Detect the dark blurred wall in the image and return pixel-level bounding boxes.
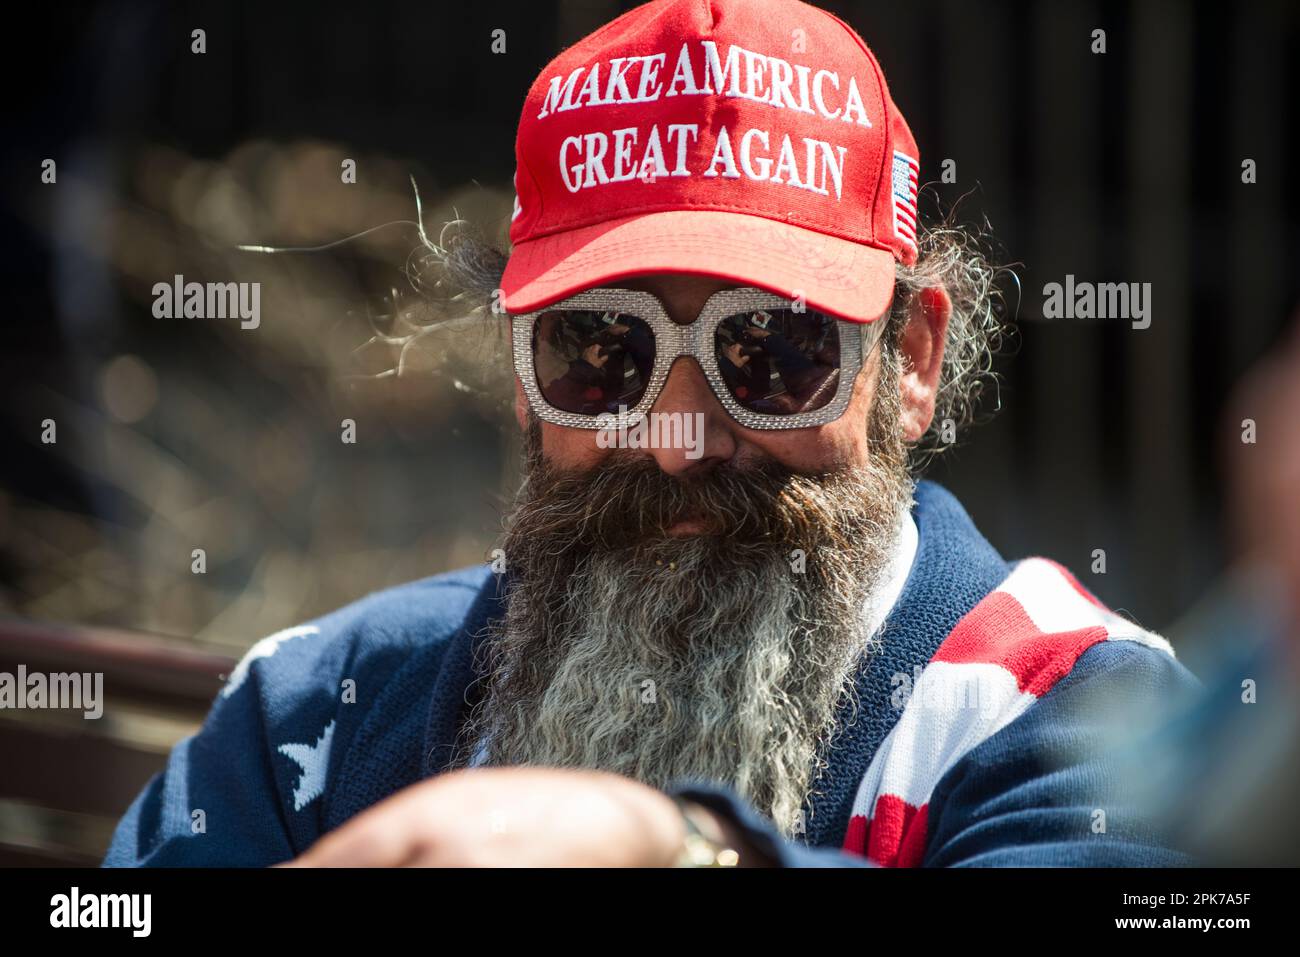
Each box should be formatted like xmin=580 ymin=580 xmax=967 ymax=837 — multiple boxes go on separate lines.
xmin=2 ymin=0 xmax=1298 ymax=646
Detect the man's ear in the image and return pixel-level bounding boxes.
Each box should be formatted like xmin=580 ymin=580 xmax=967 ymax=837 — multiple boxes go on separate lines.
xmin=897 ymin=286 xmax=952 ymax=443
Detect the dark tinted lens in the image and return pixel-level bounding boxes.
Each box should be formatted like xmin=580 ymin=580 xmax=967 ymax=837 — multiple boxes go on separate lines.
xmin=715 ymin=309 xmax=841 ymax=415
xmin=532 ymin=309 xmax=656 ymax=415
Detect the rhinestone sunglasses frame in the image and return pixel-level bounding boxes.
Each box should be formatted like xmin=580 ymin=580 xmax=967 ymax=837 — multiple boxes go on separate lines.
xmin=510 ymin=287 xmax=888 ymax=431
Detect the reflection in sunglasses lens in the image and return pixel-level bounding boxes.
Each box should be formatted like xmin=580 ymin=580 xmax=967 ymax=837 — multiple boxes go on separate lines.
xmin=532 ymin=310 xmax=655 ymax=415
xmin=715 ymin=310 xmax=842 ymax=415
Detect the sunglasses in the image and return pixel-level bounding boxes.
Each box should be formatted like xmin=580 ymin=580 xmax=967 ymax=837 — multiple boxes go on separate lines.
xmin=511 ymin=287 xmax=888 ymax=431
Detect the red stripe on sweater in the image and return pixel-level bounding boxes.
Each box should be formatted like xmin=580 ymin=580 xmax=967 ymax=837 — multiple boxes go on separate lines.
xmin=930 ymin=591 xmax=1110 ymax=697
xmin=853 ymin=795 xmax=929 ymax=867
xmin=844 ymin=812 xmax=868 ymax=855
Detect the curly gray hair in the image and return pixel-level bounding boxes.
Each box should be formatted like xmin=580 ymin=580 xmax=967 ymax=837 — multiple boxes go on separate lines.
xmin=881 ymin=211 xmax=1016 ymax=465
xmin=407 ymin=206 xmax=1014 ymax=470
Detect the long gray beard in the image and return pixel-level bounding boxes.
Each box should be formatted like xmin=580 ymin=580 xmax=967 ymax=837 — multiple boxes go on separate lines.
xmin=457 ymin=384 xmax=912 ymax=835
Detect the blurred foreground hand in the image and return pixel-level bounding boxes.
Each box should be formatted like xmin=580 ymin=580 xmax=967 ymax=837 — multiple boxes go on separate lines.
xmin=281 ymin=767 xmax=691 ymax=867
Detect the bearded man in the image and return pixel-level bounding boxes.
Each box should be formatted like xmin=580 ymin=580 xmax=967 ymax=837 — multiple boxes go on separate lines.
xmin=105 ymin=0 xmax=1199 ymax=868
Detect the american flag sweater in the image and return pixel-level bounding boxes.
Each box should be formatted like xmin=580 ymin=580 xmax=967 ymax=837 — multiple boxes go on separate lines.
xmin=104 ymin=481 xmax=1199 ymax=867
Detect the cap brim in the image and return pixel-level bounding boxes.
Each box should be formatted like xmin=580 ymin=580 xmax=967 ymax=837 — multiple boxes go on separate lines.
xmin=501 ymin=210 xmax=895 ymax=323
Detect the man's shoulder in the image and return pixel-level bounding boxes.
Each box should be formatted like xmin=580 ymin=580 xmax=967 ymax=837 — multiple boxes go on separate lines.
xmin=932 ymin=556 xmax=1186 ymax=693
xmin=847 ymin=554 xmax=1200 ymax=865
xmin=921 ymin=555 xmax=1198 ymax=762
xmin=916 ymin=559 xmax=1201 ymax=864
xmin=103 ymin=565 xmax=503 ymax=865
xmin=324 ymin=562 xmax=498 ymax=638
xmin=315 ymin=563 xmax=498 ymax=657
xmin=220 ymin=563 xmax=498 ymax=702
xmin=932 ymin=554 xmax=1201 ymax=765
xmin=211 ymin=564 xmax=501 ymax=835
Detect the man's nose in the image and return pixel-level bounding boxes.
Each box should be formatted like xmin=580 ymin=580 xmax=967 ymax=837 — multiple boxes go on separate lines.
xmin=640 ymin=356 xmax=737 ymax=476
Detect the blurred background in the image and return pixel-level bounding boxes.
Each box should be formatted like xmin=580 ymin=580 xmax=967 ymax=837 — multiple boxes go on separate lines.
xmin=1 ymin=0 xmax=1297 ymax=864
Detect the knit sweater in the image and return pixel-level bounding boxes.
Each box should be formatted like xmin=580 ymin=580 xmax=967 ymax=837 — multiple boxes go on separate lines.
xmin=103 ymin=481 xmax=1199 ymax=867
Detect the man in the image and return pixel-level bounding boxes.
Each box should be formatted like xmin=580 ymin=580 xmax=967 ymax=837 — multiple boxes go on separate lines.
xmin=105 ymin=0 xmax=1199 ymax=867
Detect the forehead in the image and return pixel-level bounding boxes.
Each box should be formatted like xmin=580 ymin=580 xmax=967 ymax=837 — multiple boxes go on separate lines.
xmin=596 ymin=274 xmax=747 ymax=322
xmin=603 ymin=273 xmax=739 ymax=297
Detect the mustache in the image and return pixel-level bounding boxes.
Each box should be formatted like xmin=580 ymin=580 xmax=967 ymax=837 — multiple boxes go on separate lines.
xmin=506 ymin=451 xmax=883 ymax=553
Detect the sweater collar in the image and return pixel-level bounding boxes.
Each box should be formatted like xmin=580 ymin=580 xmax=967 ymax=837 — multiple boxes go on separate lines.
xmin=860 ymin=503 xmax=919 ymax=644
xmin=799 ymin=480 xmax=1010 ymax=845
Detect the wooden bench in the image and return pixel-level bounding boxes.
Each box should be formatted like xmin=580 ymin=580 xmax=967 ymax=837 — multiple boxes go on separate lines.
xmin=0 ymin=619 xmax=235 ymax=866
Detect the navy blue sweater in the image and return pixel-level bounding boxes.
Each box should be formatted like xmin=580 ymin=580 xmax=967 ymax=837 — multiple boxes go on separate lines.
xmin=103 ymin=481 xmax=1199 ymax=866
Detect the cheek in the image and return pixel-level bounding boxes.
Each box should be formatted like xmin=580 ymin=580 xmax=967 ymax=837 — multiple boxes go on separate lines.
xmin=539 ymin=421 xmax=609 ymax=470
xmin=732 ymin=360 xmax=880 ymax=473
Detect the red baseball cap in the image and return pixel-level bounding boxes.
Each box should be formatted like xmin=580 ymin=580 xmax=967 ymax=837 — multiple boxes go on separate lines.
xmin=501 ymin=0 xmax=920 ymax=323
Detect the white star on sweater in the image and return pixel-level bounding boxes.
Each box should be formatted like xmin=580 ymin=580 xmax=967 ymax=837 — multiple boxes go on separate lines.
xmin=278 ymin=720 xmax=336 ymax=812
xmin=221 ymin=624 xmax=320 ymax=698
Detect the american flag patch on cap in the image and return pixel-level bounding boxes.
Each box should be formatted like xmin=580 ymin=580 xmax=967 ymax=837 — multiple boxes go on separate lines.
xmin=891 ymin=150 xmax=920 ymax=251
